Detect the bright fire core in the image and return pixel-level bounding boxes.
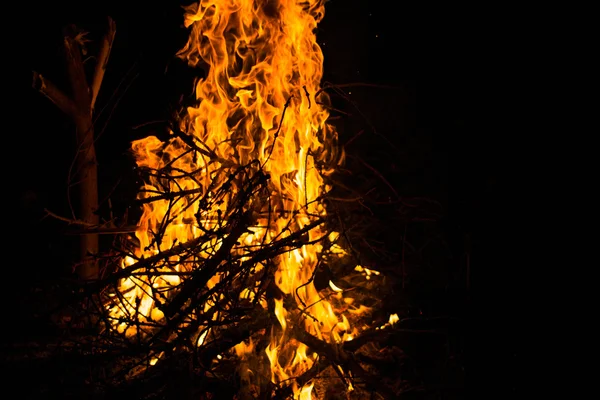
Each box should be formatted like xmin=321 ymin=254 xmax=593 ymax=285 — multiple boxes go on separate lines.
xmin=106 ymin=0 xmax=382 ymax=397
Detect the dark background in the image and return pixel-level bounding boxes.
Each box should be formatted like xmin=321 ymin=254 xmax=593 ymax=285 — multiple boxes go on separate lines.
xmin=7 ymin=0 xmax=517 ymax=397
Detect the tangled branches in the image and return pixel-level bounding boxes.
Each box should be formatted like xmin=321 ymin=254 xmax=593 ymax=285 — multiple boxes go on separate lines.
xmin=42 ymin=127 xmax=403 ymax=399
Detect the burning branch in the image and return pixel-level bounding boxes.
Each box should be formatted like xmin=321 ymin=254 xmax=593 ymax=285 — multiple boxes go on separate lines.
xmin=292 ymin=328 xmax=398 ymax=400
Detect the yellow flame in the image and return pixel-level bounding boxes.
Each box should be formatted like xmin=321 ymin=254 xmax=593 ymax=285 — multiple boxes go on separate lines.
xmin=298 ymin=381 xmax=314 ymax=400
xmin=328 ymin=280 xmax=343 ymax=292
xmin=106 ymin=0 xmax=383 ymax=396
xmin=274 ymin=297 xmax=287 ymax=332
xmin=234 ymin=338 xmax=254 ymax=358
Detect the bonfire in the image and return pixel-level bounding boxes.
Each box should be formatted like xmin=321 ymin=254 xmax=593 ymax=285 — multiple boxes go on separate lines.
xmin=102 ymin=1 xmax=398 ymax=397
xmin=24 ymin=1 xmax=460 ymax=399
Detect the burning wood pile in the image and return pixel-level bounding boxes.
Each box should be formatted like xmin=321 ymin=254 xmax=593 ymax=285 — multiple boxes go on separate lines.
xmin=19 ymin=0 xmax=461 ymax=399
xmin=91 ymin=1 xmax=403 ymax=397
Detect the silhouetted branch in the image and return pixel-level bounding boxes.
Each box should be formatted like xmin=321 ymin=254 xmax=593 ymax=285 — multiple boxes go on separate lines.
xmin=31 ymin=72 xmax=77 ymax=118
xmin=91 ymin=17 xmax=116 ymax=110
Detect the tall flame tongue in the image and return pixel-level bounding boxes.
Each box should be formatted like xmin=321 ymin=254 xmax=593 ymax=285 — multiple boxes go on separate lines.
xmin=107 ymin=0 xmax=367 ymax=397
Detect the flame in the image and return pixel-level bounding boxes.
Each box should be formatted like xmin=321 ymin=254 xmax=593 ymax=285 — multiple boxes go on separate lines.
xmin=298 ymin=381 xmax=314 ymax=400
xmin=105 ymin=0 xmax=383 ymax=397
xmin=328 ymin=280 xmax=343 ymax=292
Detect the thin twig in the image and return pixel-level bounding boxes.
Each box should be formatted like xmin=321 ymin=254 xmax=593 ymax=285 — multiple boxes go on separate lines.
xmin=43 ymin=208 xmax=96 ymax=226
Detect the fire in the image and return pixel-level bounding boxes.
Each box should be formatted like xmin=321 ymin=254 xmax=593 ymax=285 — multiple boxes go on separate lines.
xmin=105 ymin=0 xmax=382 ymax=397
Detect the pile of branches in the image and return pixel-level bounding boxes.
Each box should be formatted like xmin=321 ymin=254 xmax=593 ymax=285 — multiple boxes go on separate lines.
xmin=17 ymin=122 xmax=448 ymax=400
xmin=11 ymin=65 xmax=463 ymax=397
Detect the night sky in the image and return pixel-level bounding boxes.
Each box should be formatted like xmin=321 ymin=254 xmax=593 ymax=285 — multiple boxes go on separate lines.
xmin=9 ymin=0 xmax=517 ymax=396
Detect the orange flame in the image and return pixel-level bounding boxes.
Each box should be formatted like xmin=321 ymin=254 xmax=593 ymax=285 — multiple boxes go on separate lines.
xmin=106 ymin=1 xmax=380 ymax=397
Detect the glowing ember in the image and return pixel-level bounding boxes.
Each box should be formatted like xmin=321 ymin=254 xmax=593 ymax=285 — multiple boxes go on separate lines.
xmin=105 ymin=0 xmax=385 ymax=397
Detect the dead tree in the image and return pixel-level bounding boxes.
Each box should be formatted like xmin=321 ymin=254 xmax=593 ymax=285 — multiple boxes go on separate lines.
xmin=32 ymin=17 xmax=116 ymax=280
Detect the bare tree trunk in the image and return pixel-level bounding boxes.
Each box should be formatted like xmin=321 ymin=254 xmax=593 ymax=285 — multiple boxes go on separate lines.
xmin=73 ymin=115 xmax=99 ymax=280
xmin=32 ymin=18 xmax=116 ymax=281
